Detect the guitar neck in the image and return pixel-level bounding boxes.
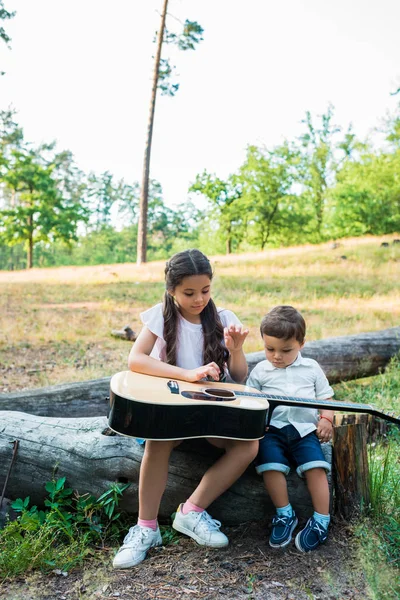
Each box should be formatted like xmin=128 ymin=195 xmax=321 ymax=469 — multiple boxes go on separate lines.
xmin=235 ymin=391 xmax=400 ymax=425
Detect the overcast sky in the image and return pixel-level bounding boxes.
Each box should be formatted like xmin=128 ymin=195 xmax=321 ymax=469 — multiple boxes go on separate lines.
xmin=1 ymin=0 xmax=399 ymax=211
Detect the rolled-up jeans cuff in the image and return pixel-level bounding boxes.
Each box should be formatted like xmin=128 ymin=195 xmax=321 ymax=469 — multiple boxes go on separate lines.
xmin=296 ymin=460 xmax=331 ymax=478
xmin=255 ymin=462 xmax=290 ymax=475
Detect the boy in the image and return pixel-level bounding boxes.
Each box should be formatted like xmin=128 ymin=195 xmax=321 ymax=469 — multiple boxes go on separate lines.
xmin=247 ymin=305 xmax=334 ymax=552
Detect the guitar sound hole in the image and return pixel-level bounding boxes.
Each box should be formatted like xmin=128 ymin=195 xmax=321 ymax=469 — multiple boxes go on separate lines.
xmin=204 ymin=388 xmax=236 ymax=400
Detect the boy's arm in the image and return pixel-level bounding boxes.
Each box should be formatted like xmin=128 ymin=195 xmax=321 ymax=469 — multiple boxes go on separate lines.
xmin=316 ymin=408 xmax=334 ymax=442
xmin=314 ymin=363 xmax=335 ymax=442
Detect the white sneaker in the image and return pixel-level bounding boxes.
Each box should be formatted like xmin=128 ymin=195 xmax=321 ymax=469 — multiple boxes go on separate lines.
xmin=112 ymin=524 xmax=162 ymax=569
xmin=172 ymin=504 xmax=229 ymax=548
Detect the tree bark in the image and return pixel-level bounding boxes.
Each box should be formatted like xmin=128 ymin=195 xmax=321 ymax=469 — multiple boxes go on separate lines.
xmin=1 ymin=327 xmax=398 ymax=419
xmin=0 ymin=411 xmax=331 ymax=523
xmin=137 ymin=0 xmax=169 ymax=265
xmin=333 ymin=422 xmax=370 ymax=518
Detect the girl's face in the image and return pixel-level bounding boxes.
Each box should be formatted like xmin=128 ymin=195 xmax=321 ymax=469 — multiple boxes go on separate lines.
xmin=171 ymin=274 xmax=212 ymax=323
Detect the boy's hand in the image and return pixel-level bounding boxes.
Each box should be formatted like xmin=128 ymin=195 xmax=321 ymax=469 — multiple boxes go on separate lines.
xmin=224 ymin=325 xmax=249 ymax=353
xmin=317 ymin=417 xmax=333 ymax=442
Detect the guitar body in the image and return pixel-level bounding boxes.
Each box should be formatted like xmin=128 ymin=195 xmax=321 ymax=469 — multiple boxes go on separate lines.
xmin=108 ymin=371 xmax=399 ymax=442
xmin=108 ymin=371 xmax=269 ymax=441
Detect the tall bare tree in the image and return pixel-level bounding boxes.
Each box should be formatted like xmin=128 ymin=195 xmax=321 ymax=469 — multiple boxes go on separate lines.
xmin=137 ymin=1 xmax=203 ymax=264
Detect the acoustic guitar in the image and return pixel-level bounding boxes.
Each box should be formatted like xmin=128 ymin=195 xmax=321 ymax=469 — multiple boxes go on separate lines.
xmin=108 ymin=371 xmax=400 ymax=441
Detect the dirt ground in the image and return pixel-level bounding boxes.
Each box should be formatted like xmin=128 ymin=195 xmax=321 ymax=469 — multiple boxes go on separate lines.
xmin=0 ymin=518 xmax=368 ymax=600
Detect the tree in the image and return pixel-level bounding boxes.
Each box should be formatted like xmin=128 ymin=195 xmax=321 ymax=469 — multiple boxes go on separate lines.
xmin=238 ymin=144 xmax=304 ymax=249
xmin=190 ymin=171 xmax=243 ymax=254
xmin=0 ymin=0 xmax=16 ymax=75
xmin=137 ymin=1 xmax=203 ymax=264
xmin=297 ymin=105 xmax=355 ymax=238
xmin=0 ymin=147 xmax=87 ymax=268
xmin=87 ymin=171 xmax=119 ymax=230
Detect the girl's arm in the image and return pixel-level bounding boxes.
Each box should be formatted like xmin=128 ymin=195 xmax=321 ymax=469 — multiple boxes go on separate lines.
xmin=224 ymin=325 xmax=249 ymax=383
xmin=128 ymin=326 xmax=221 ymax=382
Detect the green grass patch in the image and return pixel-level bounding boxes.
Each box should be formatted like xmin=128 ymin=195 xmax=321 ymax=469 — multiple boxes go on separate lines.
xmin=0 ymin=478 xmax=131 ymax=580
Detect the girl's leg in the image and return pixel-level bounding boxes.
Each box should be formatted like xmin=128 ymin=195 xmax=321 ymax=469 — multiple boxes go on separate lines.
xmin=304 ymin=467 xmax=330 ymax=514
xmin=187 ymin=439 xmax=259 ymax=508
xmin=138 ymin=440 xmax=179 ymax=520
xmin=113 ymin=439 xmax=180 ymax=570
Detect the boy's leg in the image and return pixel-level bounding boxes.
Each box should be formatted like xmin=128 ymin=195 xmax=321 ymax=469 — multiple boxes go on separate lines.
xmin=113 ymin=440 xmax=177 ymax=569
xmin=291 ymin=432 xmax=331 ymax=553
xmin=304 ymin=467 xmax=330 ymax=515
xmin=263 ymin=470 xmax=289 ymax=507
xmin=256 ymin=426 xmax=298 ymax=548
xmin=172 ymin=439 xmax=258 ymax=547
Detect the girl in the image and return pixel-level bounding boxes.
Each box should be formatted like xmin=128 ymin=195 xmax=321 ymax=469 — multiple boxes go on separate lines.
xmin=113 ymin=249 xmax=258 ymax=569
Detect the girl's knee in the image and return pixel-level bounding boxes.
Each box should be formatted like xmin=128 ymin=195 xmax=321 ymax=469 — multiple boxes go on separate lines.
xmin=247 ymin=440 xmax=259 ymax=460
xmin=230 ymin=439 xmax=259 ymax=461
xmin=144 ymin=440 xmax=176 ymax=457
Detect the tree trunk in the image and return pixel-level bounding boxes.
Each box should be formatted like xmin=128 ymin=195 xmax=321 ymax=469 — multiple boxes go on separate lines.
xmin=137 ymin=0 xmax=169 ymax=265
xmin=27 ymin=214 xmax=33 ymax=269
xmin=0 ymin=411 xmax=331 ymax=524
xmin=1 ymin=327 xmax=399 ymax=419
xmin=333 ymin=421 xmax=370 ymax=518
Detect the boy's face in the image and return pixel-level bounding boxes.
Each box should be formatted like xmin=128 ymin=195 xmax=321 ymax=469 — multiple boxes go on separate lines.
xmin=262 ymin=334 xmax=304 ymax=368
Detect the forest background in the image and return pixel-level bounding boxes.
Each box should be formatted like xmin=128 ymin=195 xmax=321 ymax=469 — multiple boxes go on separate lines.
xmin=1 ymin=0 xmax=400 ymax=270
xmin=1 ymin=101 xmax=400 ymax=270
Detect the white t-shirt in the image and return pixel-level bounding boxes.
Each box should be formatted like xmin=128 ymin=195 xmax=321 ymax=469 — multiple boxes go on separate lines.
xmin=140 ymin=303 xmax=242 ymax=371
xmin=246 ymin=352 xmax=334 ymax=437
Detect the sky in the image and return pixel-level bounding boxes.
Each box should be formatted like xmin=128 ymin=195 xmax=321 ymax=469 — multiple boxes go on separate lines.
xmin=1 ymin=0 xmax=400 ymax=212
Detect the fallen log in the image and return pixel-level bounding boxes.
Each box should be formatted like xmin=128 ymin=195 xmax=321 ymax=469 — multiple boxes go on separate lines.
xmin=247 ymin=326 xmax=400 ymax=382
xmin=1 ymin=327 xmax=399 ymax=419
xmin=0 ymin=411 xmax=331 ymax=523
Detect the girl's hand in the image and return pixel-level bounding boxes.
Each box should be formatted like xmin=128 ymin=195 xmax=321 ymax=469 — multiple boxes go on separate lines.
xmin=224 ymin=325 xmax=249 ymax=354
xmin=316 ymin=417 xmax=333 ymax=442
xmin=184 ymin=362 xmax=221 ymax=382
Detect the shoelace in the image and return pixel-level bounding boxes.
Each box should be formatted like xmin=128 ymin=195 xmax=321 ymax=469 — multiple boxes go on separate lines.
xmin=310 ymin=521 xmax=326 ymax=538
xmin=272 ymin=515 xmax=291 ymax=525
xmin=195 ymin=510 xmax=222 ymax=532
xmin=122 ymin=525 xmax=151 ymax=548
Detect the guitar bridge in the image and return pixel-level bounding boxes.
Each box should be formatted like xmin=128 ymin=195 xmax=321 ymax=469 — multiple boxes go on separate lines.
xmin=167 ymin=380 xmax=180 ymax=395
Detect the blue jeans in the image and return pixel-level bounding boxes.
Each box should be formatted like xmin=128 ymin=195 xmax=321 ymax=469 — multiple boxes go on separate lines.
xmin=255 ymin=424 xmax=331 ymax=478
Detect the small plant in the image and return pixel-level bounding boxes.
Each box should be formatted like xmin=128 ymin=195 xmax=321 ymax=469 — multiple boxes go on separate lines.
xmin=0 ymin=477 xmax=130 ymax=579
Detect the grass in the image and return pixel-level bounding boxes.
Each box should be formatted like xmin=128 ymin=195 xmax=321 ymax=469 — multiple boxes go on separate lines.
xmin=0 ymin=233 xmax=399 ymax=597
xmin=334 ymin=357 xmax=400 ymax=599
xmin=0 ymin=233 xmax=399 ymax=392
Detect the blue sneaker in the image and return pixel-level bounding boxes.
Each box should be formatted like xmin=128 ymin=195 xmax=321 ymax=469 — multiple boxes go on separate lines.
xmin=269 ymin=512 xmax=298 ymax=548
xmin=295 ymin=517 xmax=328 ymax=552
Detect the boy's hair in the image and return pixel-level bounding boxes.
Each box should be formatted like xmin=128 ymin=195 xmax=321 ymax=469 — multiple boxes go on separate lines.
xmin=163 ymin=249 xmax=228 ymax=376
xmin=260 ymin=305 xmax=306 ymax=343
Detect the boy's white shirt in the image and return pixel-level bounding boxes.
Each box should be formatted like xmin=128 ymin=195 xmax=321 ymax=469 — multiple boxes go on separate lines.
xmin=140 ymin=303 xmax=242 ymax=371
xmin=246 ymin=352 xmax=334 ymax=437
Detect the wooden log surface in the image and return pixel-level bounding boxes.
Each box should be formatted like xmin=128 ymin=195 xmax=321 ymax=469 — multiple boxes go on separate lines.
xmin=1 ymin=327 xmax=399 ymax=419
xmin=0 ymin=411 xmax=332 ymax=523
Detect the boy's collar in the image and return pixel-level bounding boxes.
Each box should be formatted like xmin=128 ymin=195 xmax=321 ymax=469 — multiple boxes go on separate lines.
xmin=265 ymin=351 xmax=306 ymax=370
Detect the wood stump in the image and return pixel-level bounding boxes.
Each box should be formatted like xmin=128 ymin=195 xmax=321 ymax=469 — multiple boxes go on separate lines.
xmin=332 ymin=421 xmax=370 ymax=519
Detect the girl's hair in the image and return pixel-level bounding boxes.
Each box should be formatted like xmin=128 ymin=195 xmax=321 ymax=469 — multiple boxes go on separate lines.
xmin=260 ymin=305 xmax=306 ymax=343
xmin=163 ymin=249 xmax=228 ymax=376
